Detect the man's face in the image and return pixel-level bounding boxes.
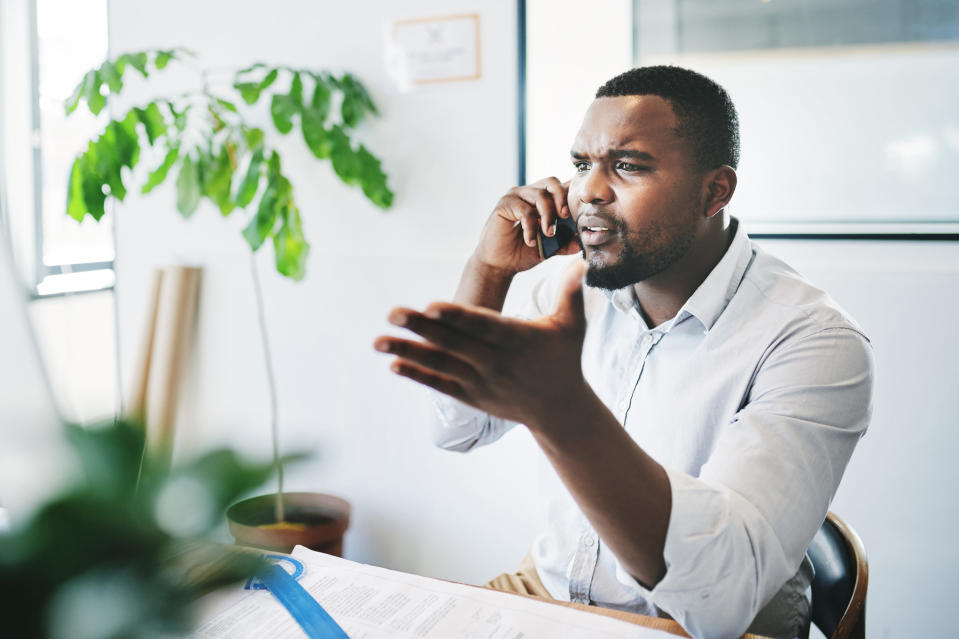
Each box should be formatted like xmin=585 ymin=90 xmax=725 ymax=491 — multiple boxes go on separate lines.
xmin=568 ymin=96 xmax=705 ymax=290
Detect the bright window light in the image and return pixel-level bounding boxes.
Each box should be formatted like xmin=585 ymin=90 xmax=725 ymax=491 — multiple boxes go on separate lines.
xmin=36 ymin=0 xmax=113 ymax=267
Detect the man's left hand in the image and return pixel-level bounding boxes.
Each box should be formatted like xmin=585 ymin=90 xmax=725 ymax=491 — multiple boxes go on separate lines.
xmin=374 ymin=259 xmax=589 ymax=429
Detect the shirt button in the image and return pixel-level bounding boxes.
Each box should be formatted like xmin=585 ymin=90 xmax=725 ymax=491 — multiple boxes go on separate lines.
xmin=584 ymin=536 xmax=596 ymax=547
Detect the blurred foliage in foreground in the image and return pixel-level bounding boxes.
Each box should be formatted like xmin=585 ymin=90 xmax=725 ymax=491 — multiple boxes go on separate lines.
xmin=0 ymin=419 xmax=300 ymax=638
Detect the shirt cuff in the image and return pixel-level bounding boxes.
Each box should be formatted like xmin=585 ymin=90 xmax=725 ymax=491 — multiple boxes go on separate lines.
xmin=611 ymin=467 xmax=778 ymax=639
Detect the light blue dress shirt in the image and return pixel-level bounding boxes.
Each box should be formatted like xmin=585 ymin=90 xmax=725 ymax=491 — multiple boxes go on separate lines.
xmin=431 ymin=219 xmax=874 ymax=639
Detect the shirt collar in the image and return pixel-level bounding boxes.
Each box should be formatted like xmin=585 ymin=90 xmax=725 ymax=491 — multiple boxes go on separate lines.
xmin=603 ymin=217 xmax=753 ymax=333
xmin=677 ymin=217 xmax=753 ymax=332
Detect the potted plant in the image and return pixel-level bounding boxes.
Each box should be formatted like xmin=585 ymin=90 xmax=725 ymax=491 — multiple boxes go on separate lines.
xmin=64 ymin=48 xmax=393 ymax=554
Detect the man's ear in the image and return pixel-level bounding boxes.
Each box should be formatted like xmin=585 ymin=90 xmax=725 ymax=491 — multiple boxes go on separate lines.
xmin=702 ymin=166 xmax=737 ymax=218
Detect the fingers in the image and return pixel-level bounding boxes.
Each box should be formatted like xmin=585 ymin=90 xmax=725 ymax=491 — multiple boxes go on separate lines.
xmin=421 ymin=302 xmax=521 ymax=346
xmin=386 ymin=306 xmax=498 ymax=364
xmin=552 ymin=259 xmax=587 ymax=331
xmin=494 ymin=177 xmax=569 ymax=248
xmin=495 ymin=195 xmax=542 ymax=248
xmin=387 ymin=358 xmax=471 ymax=404
xmin=373 ymin=335 xmax=480 ymax=385
xmin=538 ymin=177 xmax=570 ymax=220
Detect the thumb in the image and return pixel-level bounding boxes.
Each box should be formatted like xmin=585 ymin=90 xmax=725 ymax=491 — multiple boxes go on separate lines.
xmin=553 ymin=258 xmax=587 ymax=331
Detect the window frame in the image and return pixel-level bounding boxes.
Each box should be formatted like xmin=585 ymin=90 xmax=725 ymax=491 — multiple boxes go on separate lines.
xmin=516 ymin=0 xmax=959 ymax=241
xmin=1 ymin=0 xmax=116 ymax=299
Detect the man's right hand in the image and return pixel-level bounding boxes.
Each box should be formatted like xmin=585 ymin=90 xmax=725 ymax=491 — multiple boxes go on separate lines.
xmin=454 ymin=178 xmax=579 ymax=311
xmin=473 ymin=177 xmax=577 ymax=276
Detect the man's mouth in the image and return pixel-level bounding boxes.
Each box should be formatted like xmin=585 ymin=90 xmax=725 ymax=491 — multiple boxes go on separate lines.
xmin=578 ymin=215 xmax=616 ymax=247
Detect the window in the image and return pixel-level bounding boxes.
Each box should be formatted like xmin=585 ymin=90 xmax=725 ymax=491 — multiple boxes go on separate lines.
xmin=1 ymin=0 xmax=114 ymax=295
xmin=520 ymin=0 xmax=959 ymax=236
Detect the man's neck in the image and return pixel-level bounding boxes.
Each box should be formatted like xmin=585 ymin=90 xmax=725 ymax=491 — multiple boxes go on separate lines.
xmin=632 ymin=215 xmax=735 ymax=328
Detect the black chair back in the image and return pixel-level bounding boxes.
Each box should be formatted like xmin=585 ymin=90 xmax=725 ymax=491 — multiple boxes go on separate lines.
xmin=808 ymin=517 xmax=854 ymax=636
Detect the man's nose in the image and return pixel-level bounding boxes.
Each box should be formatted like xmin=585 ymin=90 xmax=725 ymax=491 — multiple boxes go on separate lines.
xmin=578 ymin=167 xmax=613 ymax=204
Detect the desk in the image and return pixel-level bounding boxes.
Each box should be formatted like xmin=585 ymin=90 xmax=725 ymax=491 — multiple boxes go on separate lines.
xmin=178 ymin=543 xmax=771 ymax=639
xmin=486 ymin=588 xmax=770 ymax=639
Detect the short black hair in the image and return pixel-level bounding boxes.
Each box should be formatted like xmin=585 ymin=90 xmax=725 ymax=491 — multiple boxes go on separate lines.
xmin=595 ymin=66 xmax=740 ymax=170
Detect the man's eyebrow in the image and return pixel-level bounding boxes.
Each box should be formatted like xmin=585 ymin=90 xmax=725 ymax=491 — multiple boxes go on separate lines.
xmin=609 ymin=149 xmax=656 ymax=161
xmin=569 ymin=148 xmax=657 ymax=161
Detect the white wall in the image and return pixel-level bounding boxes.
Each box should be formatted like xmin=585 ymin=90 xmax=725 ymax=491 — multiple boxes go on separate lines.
xmin=109 ymin=0 xmax=542 ymax=583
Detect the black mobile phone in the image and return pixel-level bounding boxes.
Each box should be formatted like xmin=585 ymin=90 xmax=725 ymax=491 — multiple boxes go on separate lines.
xmin=536 ymin=215 xmax=579 ymax=259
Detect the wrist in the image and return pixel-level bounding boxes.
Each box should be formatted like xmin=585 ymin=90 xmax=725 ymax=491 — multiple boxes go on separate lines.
xmin=524 ymin=376 xmax=597 ymax=439
xmin=466 ymin=253 xmax=518 ymax=283
xmin=454 ymin=255 xmax=517 ymax=310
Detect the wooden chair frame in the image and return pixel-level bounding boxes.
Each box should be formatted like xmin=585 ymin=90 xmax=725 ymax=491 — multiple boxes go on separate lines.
xmin=820 ymin=511 xmax=869 ymax=639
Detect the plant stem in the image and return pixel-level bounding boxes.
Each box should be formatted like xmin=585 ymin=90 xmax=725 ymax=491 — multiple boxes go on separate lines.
xmin=250 ymin=251 xmax=284 ymax=523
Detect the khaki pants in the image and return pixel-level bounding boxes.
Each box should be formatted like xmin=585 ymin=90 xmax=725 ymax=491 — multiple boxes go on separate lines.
xmin=483 ymin=553 xmax=554 ymax=599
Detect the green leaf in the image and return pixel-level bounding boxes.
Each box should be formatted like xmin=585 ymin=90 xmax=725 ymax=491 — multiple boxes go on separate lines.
xmin=242 ymin=179 xmax=277 ymax=251
xmin=116 ymin=110 xmax=142 ymax=168
xmin=99 ymin=61 xmax=123 ymax=93
xmin=234 ymin=148 xmax=263 ymax=207
xmin=355 ymin=145 xmax=393 ymax=209
xmin=155 ymin=50 xmax=173 ymax=69
xmin=235 ymin=82 xmax=261 ymax=105
xmin=328 ymin=125 xmax=361 ymax=184
xmin=338 ymin=73 xmax=377 ymax=128
xmin=129 ymin=52 xmax=149 ymax=77
xmin=65 ymin=421 xmax=145 ymax=500
xmin=80 ymin=150 xmax=107 ymax=221
xmin=273 ymin=206 xmax=309 ymax=280
xmin=176 ymin=155 xmax=201 ymax=217
xmin=215 ymin=97 xmax=238 ymax=113
xmin=310 ymin=80 xmax=331 ymax=121
xmin=270 ymin=94 xmax=297 ymax=134
xmin=243 ymin=127 xmax=264 ymax=150
xmin=65 ymin=71 xmax=89 ymax=114
xmin=84 ymin=71 xmax=106 ymax=115
xmin=201 ymin=147 xmax=235 ymax=216
xmin=134 ymin=102 xmax=168 ymax=145
xmin=142 ymin=147 xmax=179 ymax=194
xmin=235 ymin=62 xmax=267 ymax=76
xmin=289 ymin=72 xmax=303 ymax=105
xmin=94 ymin=114 xmax=139 ymax=202
xmin=301 ymin=109 xmax=331 ymax=159
xmin=267 ymin=150 xmax=281 ymax=176
xmin=66 ymin=158 xmax=87 ymax=222
xmin=258 ymin=68 xmax=278 ymax=92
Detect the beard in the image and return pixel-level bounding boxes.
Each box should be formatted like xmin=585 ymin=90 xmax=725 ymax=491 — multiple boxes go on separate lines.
xmin=581 ymin=215 xmax=696 ymax=291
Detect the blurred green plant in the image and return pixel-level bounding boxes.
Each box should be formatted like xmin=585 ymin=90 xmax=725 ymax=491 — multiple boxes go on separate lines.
xmin=0 ymin=419 xmax=302 ymax=638
xmin=64 ymin=48 xmax=393 ymax=280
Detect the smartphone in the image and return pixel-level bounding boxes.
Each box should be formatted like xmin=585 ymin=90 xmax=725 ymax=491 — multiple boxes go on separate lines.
xmin=536 ymin=215 xmax=579 ymax=259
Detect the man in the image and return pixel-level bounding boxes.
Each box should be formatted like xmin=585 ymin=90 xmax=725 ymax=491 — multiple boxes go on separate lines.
xmin=373 ymin=66 xmax=873 ymax=639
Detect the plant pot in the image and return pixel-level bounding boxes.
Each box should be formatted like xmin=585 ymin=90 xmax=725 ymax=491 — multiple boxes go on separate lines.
xmin=226 ymin=492 xmax=351 ymax=556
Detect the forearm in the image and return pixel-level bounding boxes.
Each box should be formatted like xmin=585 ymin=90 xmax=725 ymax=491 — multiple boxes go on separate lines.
xmin=453 ymin=255 xmax=515 ymax=311
xmin=526 ymin=385 xmax=672 ymax=588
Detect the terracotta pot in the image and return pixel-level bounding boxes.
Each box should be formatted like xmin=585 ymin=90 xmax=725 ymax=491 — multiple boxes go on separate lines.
xmin=226 ymin=492 xmax=351 ymax=556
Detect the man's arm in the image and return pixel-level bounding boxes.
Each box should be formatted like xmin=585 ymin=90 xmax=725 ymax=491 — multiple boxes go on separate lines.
xmin=378 ymin=260 xmax=673 ymax=586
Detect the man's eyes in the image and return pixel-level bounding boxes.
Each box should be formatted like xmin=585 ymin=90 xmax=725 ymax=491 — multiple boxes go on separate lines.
xmin=616 ymin=161 xmax=649 ymax=172
xmin=571 ymin=160 xmax=649 ymax=173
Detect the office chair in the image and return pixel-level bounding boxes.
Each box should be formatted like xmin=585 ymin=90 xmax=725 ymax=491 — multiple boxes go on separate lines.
xmin=807 ymin=511 xmax=868 ymax=639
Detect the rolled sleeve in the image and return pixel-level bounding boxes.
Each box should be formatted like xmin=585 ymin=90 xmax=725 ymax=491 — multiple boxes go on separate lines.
xmin=430 ymin=391 xmax=517 ymax=452
xmin=612 ymin=327 xmax=874 ymax=639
